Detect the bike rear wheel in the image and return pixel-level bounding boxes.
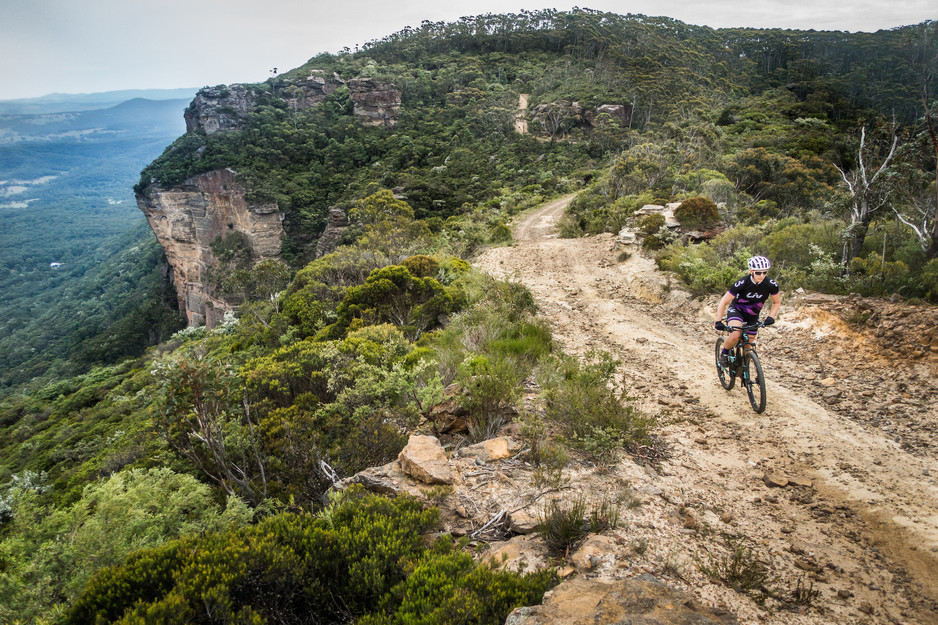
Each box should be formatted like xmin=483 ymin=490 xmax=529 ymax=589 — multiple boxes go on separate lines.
xmin=743 ymin=350 xmax=766 ymax=413
xmin=715 ymin=337 xmax=735 ymax=390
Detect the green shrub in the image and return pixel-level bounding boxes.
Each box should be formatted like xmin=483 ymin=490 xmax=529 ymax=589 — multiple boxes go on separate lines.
xmin=537 ymin=496 xmax=589 ymax=557
xmin=761 ymin=220 xmax=843 ymax=272
xmin=673 ymin=196 xmax=720 ymax=230
xmin=519 ymin=413 xmax=569 ymax=487
xmin=436 ymin=256 xmax=472 ymax=285
xmin=923 ymin=259 xmax=938 ymax=302
xmin=487 ymin=320 xmax=553 ymax=364
xmin=656 ymin=243 xmax=744 ymax=296
xmin=847 ymin=254 xmax=911 ymax=297
xmin=489 ymin=222 xmax=513 ymax=243
xmin=695 ymin=536 xmax=774 ymax=604
xmin=701 ymin=177 xmax=737 ymax=209
xmin=152 ymin=350 xmax=268 ymax=505
xmin=66 ymin=489 xmax=554 ymax=625
xmin=538 ymin=351 xmax=653 ymax=452
xmin=531 ymin=442 xmax=569 ymax=488
xmin=642 ymin=232 xmax=667 ymax=250
xmin=430 ymin=275 xmax=541 ymax=385
xmin=387 ymin=539 xmax=558 ymax=625
xmin=537 ymin=494 xmax=620 ymax=558
xmin=639 ymin=213 xmax=665 ymax=234
xmin=244 ymin=325 xmax=439 ymax=503
xmin=401 ymin=254 xmax=440 ymax=278
xmin=328 ymin=264 xmax=456 ymax=340
xmin=706 ymin=225 xmax=765 ymax=259
xmin=457 ymin=354 xmax=524 ymax=442
xmin=0 ymin=469 xmax=249 ymax=623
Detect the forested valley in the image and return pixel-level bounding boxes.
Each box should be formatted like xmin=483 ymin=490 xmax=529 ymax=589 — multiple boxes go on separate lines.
xmin=1 ymin=9 xmax=936 ymax=624
xmin=1 ymin=95 xmax=194 ymax=389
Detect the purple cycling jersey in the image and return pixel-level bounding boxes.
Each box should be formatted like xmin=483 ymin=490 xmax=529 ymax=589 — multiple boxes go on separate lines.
xmin=727 ymin=274 xmax=779 ymax=317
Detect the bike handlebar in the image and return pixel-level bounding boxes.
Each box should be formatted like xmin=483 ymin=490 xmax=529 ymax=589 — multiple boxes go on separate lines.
xmin=719 ymin=321 xmax=765 ymax=332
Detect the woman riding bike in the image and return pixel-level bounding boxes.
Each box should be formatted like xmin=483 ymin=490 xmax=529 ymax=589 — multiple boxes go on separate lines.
xmin=714 ymin=255 xmax=781 ymax=368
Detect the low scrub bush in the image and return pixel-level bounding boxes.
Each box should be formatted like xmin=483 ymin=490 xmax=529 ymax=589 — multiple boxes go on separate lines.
xmin=673 ymin=196 xmax=719 ymax=230
xmin=639 ymin=213 xmax=665 ymax=234
xmin=0 ymin=468 xmax=249 ymax=623
xmin=656 ymin=244 xmax=747 ymax=296
xmin=244 ymin=324 xmax=439 ymax=503
xmin=457 ymin=354 xmax=524 ymax=442
xmin=66 ymin=488 xmax=556 ymax=625
xmin=537 ymin=496 xmax=590 ymax=558
xmin=695 ymin=536 xmax=774 ymax=604
xmin=537 ymin=493 xmax=620 ymax=558
xmin=520 ymin=413 xmax=569 ymax=487
xmin=538 ymin=351 xmax=653 ymax=454
xmin=431 ymin=275 xmax=544 ymax=387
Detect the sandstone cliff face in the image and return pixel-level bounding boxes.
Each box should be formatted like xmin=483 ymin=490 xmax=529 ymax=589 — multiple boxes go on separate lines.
xmin=144 ymin=73 xmax=402 ymax=326
xmin=346 ymin=77 xmax=402 ymax=127
xmin=184 ymin=72 xmax=401 ymax=135
xmin=136 ymin=168 xmax=284 ymax=327
xmin=314 ymin=207 xmax=349 ymax=259
xmin=184 ymin=84 xmax=256 ymax=134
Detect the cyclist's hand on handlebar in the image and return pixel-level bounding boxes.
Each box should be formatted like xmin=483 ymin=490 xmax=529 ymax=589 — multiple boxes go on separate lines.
xmin=763 ymin=316 xmax=775 ymax=326
xmin=714 ymin=321 xmax=727 ymax=331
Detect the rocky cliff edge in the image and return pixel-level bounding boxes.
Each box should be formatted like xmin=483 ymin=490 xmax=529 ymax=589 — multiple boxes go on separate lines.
xmin=140 ymin=73 xmax=402 ymax=326
xmin=136 ymin=168 xmax=284 ymax=327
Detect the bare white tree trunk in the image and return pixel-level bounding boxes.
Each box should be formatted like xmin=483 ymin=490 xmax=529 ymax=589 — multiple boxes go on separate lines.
xmin=836 ymin=126 xmax=899 ymax=271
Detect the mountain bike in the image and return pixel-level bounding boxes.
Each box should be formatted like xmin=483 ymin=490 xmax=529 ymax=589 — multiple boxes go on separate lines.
xmin=715 ymin=321 xmax=767 ymax=413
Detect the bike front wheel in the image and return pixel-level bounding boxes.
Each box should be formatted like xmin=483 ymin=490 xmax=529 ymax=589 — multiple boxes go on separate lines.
xmin=743 ymin=350 xmax=766 ymax=413
xmin=715 ymin=337 xmax=735 ymax=390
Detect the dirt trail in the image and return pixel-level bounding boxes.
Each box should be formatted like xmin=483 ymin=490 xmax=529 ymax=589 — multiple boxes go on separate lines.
xmin=474 ymin=195 xmax=938 ymax=624
xmin=514 ymin=94 xmax=529 ymax=135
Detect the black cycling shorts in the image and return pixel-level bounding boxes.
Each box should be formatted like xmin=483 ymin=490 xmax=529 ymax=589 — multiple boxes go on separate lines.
xmin=726 ymin=304 xmax=759 ymax=334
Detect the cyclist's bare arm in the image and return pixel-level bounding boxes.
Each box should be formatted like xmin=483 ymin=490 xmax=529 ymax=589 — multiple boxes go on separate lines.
xmin=715 ymin=291 xmax=734 ymax=322
xmin=765 ymin=292 xmax=781 ymax=319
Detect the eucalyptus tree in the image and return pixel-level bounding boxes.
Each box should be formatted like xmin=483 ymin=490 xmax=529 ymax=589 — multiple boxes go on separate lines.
xmin=835 ymin=122 xmax=913 ymax=270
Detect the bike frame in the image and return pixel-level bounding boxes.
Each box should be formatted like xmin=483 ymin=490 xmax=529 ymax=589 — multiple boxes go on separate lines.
xmin=716 ymin=321 xmax=768 ymax=413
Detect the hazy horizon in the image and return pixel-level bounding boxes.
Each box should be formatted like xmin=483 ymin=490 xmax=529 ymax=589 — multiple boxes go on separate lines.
xmin=1 ymin=1 xmax=934 ymax=101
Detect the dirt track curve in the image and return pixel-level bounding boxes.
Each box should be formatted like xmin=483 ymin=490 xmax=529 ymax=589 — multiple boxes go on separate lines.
xmin=474 ymin=195 xmax=938 ymax=625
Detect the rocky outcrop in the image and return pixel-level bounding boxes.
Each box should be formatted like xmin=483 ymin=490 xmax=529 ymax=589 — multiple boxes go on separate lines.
xmin=334 ymin=434 xmax=523 ymax=536
xmin=136 ymin=168 xmax=284 ymax=327
xmin=505 ymin=575 xmax=739 ymax=625
xmin=184 ymin=84 xmax=256 ymax=134
xmin=347 ymin=77 xmax=402 ymax=127
xmin=397 ymin=435 xmax=454 ymax=485
xmin=314 ymin=207 xmax=349 ymax=258
xmin=184 ymin=72 xmax=401 ymax=135
xmin=145 ymin=72 xmax=402 ymax=325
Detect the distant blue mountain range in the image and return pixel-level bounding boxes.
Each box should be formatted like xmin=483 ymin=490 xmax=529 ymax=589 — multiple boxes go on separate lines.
xmin=0 ymin=88 xmax=199 ymax=115
xmin=0 ymin=97 xmax=193 ymax=146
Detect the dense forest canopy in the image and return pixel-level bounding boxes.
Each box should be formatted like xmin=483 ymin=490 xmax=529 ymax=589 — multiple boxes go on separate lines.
xmin=1 ymin=10 xmax=937 ymax=624
xmin=0 ymin=98 xmax=191 ymax=391
xmin=137 ymin=10 xmax=936 ymax=274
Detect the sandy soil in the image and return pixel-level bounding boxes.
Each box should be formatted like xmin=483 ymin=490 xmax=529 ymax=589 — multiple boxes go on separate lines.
xmin=473 ymin=195 xmax=938 ymax=625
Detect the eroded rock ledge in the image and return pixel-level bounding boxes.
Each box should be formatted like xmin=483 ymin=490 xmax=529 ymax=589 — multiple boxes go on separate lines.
xmin=142 ymin=73 xmax=402 ymax=326
xmin=184 ymin=72 xmax=402 ymax=134
xmin=137 ymin=168 xmax=283 ymax=327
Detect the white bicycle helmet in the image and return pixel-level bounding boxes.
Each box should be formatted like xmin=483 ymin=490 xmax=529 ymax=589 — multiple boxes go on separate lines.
xmin=747 ymin=255 xmax=771 ymax=271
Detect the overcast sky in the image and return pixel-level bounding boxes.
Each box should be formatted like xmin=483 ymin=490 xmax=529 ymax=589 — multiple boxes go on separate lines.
xmin=0 ymin=1 xmax=934 ymax=101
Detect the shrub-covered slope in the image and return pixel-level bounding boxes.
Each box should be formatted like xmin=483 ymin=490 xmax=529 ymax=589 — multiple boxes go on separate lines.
xmin=1 ymin=10 xmax=937 ymax=623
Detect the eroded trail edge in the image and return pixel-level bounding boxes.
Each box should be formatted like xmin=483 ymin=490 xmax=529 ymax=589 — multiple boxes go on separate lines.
xmin=474 ymin=196 xmax=938 ymax=625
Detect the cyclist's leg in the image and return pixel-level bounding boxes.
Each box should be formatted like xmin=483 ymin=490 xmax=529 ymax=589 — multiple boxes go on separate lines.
xmin=722 ymin=304 xmax=745 ymax=351
xmin=743 ymin=326 xmax=758 ymax=355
